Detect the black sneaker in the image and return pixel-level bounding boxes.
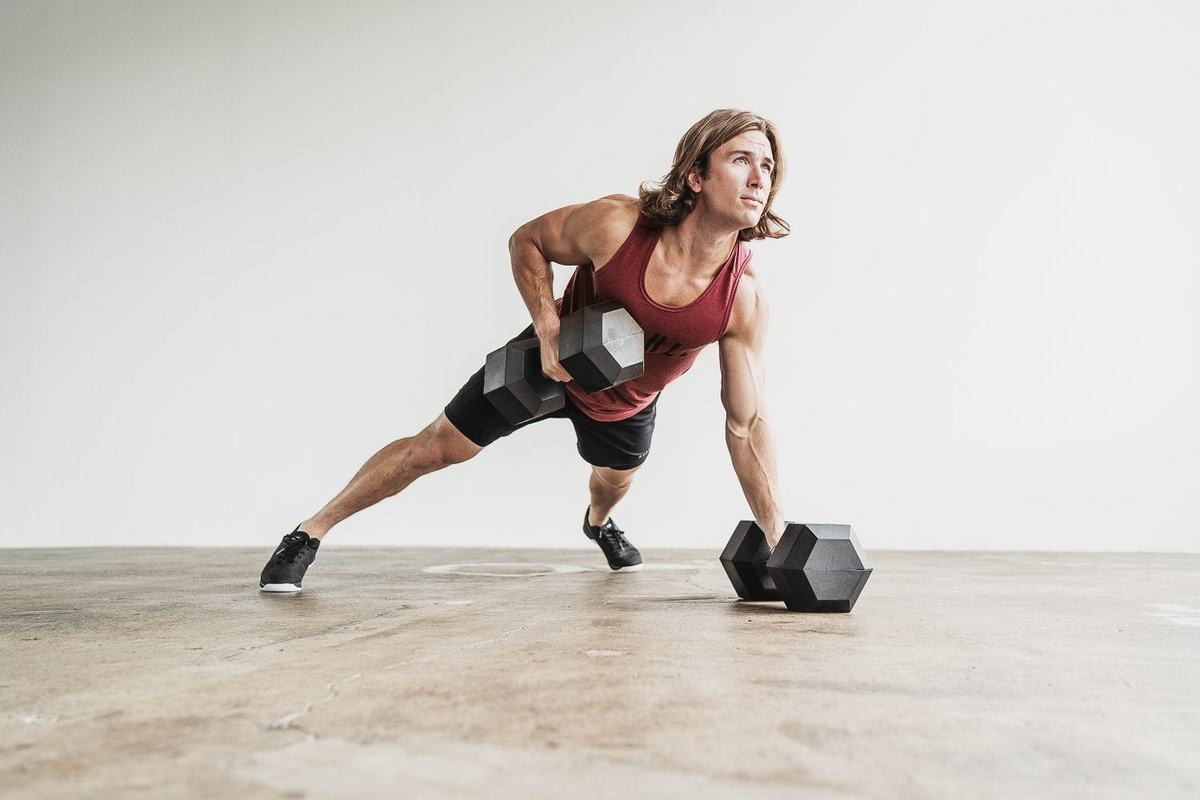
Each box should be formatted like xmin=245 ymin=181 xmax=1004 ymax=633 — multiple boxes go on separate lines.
xmin=583 ymin=506 xmax=643 ymax=572
xmin=259 ymin=525 xmax=320 ymax=593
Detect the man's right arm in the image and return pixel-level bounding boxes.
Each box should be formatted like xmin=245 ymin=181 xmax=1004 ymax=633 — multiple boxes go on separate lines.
xmin=507 ymin=195 xmax=628 ymax=382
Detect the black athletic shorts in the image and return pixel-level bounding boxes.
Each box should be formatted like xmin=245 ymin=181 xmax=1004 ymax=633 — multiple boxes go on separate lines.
xmin=444 ymin=323 xmax=658 ymax=470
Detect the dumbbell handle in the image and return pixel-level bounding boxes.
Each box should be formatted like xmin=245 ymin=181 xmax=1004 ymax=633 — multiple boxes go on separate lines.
xmin=513 ymin=332 xmax=619 ymax=395
xmin=531 ymin=317 xmax=573 ymax=384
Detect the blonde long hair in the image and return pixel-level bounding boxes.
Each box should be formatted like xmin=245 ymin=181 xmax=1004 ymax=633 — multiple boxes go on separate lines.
xmin=639 ymin=109 xmax=790 ymax=241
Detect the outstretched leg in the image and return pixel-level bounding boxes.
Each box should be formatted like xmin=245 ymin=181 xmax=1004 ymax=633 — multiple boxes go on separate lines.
xmin=299 ymin=412 xmax=482 ymax=539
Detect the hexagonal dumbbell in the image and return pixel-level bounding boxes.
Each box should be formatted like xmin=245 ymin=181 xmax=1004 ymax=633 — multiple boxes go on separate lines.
xmin=766 ymin=523 xmax=872 ymax=612
xmin=484 ymin=301 xmax=645 ymax=425
xmin=557 ymin=301 xmax=644 ymax=393
xmin=721 ymin=520 xmax=872 ymax=612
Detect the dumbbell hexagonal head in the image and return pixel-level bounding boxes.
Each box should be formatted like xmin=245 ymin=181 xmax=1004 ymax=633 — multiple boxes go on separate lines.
xmin=558 ymin=300 xmax=644 ymax=394
xmin=720 ymin=520 xmax=780 ymax=601
xmin=765 ymin=523 xmax=872 ymax=613
xmin=483 ymin=337 xmax=566 ymax=425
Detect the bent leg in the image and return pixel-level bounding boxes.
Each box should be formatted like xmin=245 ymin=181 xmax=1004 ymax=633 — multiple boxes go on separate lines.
xmin=299 ymin=412 xmax=481 ymax=539
xmin=565 ymin=395 xmax=657 ymax=526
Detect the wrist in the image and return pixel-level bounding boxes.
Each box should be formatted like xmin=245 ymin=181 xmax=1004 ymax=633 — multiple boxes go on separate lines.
xmin=533 ymin=309 xmax=559 ymax=337
xmin=764 ymin=516 xmax=786 ymax=548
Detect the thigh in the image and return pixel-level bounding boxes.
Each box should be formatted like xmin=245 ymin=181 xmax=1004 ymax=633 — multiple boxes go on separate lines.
xmin=565 ymin=393 xmax=658 ymax=470
xmin=443 ymin=322 xmax=568 ymax=447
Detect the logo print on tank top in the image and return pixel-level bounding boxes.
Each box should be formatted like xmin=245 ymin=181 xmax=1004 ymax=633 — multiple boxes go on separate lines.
xmin=645 ymin=333 xmax=696 ymax=358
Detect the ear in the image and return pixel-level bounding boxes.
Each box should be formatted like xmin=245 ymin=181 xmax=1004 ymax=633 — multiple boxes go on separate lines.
xmin=686 ymin=162 xmax=703 ymax=194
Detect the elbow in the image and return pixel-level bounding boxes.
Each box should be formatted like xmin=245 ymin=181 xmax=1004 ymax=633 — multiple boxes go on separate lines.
xmin=725 ymin=414 xmax=754 ymax=440
xmin=725 ymin=409 xmax=770 ymax=442
xmin=509 ymin=226 xmax=532 ymax=255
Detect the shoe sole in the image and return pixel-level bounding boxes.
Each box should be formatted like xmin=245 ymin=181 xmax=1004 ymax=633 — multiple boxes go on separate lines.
xmin=611 ymin=563 xmax=644 ymax=572
xmin=259 ymin=583 xmax=302 ymax=593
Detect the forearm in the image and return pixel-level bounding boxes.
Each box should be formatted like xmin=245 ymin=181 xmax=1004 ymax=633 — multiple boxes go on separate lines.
xmin=508 ymin=234 xmax=560 ymax=336
xmin=725 ymin=416 xmax=785 ymax=547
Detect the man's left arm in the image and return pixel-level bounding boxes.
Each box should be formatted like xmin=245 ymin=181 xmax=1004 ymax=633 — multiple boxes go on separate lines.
xmin=719 ymin=273 xmax=786 ymax=547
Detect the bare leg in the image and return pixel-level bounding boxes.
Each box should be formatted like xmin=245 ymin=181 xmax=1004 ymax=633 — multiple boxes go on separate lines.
xmin=587 ymin=465 xmax=640 ymax=527
xmin=298 ymin=412 xmax=482 ymax=540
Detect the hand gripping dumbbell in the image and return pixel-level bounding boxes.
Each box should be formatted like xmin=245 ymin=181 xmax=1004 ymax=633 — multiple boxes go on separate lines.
xmin=720 ymin=520 xmax=872 ymax=612
xmin=483 ymin=301 xmax=645 ymax=425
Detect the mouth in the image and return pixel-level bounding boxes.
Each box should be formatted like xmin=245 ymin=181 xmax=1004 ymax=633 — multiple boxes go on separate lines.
xmin=741 ymin=197 xmax=762 ymax=205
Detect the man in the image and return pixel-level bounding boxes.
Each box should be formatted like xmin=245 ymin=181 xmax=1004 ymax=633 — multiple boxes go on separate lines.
xmin=259 ymin=108 xmax=790 ymax=593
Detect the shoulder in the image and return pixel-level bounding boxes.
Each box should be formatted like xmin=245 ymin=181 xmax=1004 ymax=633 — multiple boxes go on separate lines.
xmin=586 ymin=194 xmax=643 ymax=272
xmin=600 ymin=193 xmax=640 ymax=214
xmin=569 ymin=193 xmax=637 ymax=229
xmin=722 ymin=257 xmax=767 ymax=342
xmin=595 ymin=193 xmax=641 ymax=233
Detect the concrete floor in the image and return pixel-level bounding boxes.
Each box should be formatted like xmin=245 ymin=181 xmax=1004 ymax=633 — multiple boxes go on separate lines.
xmin=1 ymin=546 xmax=1197 ymax=799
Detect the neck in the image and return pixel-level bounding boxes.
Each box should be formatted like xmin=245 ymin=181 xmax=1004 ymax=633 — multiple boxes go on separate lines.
xmin=659 ymin=210 xmax=739 ymax=277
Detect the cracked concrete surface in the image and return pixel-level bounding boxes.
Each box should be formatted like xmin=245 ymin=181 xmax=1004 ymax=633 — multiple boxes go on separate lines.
xmin=1 ymin=547 xmax=1198 ymax=798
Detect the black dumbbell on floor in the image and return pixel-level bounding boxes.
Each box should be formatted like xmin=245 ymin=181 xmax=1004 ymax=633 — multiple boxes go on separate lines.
xmin=483 ymin=301 xmax=645 ymax=425
xmin=720 ymin=520 xmax=873 ymax=612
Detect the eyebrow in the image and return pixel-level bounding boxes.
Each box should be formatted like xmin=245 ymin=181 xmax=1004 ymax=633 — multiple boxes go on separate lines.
xmin=730 ymin=149 xmax=774 ymax=166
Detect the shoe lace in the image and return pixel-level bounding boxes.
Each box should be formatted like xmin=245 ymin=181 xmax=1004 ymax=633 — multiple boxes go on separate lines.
xmin=272 ymin=533 xmax=309 ymax=565
xmin=598 ymin=522 xmax=631 ymax=552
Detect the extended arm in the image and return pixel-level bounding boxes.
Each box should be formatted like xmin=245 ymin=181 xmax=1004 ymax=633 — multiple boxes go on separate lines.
xmin=719 ymin=275 xmax=786 ymax=547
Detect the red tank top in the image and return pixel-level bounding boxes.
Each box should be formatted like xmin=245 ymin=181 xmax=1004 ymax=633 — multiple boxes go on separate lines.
xmin=555 ymin=212 xmax=752 ymax=422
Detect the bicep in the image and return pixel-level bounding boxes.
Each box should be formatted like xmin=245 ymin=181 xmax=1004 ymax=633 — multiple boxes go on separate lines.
xmin=510 ymin=195 xmax=626 ymax=267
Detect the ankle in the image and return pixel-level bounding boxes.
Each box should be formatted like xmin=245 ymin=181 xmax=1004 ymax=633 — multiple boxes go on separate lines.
xmin=298 ymin=520 xmax=330 ymax=541
xmin=587 ymin=513 xmax=608 ymax=528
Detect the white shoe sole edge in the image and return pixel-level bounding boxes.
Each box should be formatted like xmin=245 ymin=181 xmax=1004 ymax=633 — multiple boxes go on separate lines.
xmin=259 ymin=583 xmax=302 ymax=593
xmin=612 ymin=564 xmax=644 ymax=572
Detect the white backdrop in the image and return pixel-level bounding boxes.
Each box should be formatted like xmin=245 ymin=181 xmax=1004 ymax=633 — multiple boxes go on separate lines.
xmin=3 ymin=0 xmax=1197 ymax=551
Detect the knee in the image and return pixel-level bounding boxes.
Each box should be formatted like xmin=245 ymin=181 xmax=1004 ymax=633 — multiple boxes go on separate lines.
xmin=592 ymin=464 xmax=639 ymax=489
xmin=414 ymin=414 xmax=483 ymax=471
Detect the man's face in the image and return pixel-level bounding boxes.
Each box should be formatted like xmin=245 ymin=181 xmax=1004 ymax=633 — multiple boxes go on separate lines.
xmin=687 ymin=130 xmax=774 ymax=230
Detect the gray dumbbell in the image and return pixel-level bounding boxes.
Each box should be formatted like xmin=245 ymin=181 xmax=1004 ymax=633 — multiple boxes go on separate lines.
xmin=484 ymin=301 xmax=645 ymax=425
